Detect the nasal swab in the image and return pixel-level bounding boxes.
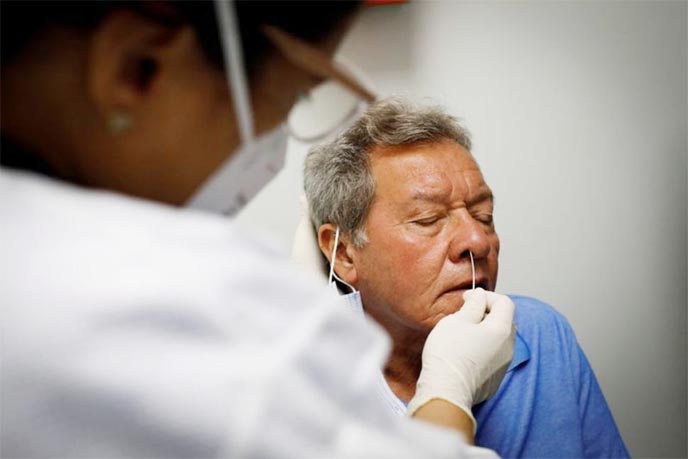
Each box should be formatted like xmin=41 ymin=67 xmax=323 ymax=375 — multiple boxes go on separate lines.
xmin=469 ymin=250 xmax=476 ymax=290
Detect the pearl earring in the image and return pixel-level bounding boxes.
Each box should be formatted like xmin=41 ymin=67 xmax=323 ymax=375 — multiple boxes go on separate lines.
xmin=108 ymin=111 xmax=132 ymax=134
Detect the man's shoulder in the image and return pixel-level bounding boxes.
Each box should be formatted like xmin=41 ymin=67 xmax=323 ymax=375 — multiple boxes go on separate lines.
xmin=507 ymin=294 xmax=577 ymax=348
xmin=508 ymin=294 xmax=569 ymax=322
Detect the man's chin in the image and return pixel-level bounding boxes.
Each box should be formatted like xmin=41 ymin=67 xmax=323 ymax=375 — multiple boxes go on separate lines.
xmin=423 ymin=292 xmax=468 ymax=327
xmin=440 ymin=288 xmax=469 ymax=308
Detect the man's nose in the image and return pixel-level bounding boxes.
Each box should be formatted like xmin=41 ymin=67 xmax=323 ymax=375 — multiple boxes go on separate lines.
xmin=447 ymin=211 xmax=491 ymax=263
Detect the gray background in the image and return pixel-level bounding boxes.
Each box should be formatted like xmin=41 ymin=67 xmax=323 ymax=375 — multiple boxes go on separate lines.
xmin=237 ymin=2 xmax=688 ymax=457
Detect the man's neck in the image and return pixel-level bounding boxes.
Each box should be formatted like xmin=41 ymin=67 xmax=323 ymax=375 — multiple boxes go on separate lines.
xmin=383 ymin=331 xmax=428 ymax=403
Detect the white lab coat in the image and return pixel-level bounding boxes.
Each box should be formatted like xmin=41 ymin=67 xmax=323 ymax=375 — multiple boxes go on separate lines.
xmin=0 ymin=169 xmax=496 ymax=458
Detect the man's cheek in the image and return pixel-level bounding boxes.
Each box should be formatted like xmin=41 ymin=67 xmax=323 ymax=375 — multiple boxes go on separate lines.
xmin=389 ymin=243 xmax=426 ymax=269
xmin=492 ymin=230 xmax=501 ymax=255
xmin=487 ymin=233 xmax=500 ymax=289
xmin=490 ymin=253 xmax=500 ymax=290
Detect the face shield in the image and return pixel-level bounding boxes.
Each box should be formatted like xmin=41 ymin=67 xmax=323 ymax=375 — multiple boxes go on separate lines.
xmin=186 ymin=0 xmax=376 ymax=216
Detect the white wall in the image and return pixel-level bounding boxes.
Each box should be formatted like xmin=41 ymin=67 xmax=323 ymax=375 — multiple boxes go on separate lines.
xmin=237 ymin=2 xmax=688 ymax=457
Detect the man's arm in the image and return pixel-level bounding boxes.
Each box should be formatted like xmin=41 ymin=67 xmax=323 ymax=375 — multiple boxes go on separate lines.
xmin=572 ymin=341 xmax=630 ymax=458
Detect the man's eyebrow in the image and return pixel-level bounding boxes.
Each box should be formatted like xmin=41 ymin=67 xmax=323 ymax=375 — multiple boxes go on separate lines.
xmin=410 ymin=189 xmax=448 ymax=202
xmin=410 ymin=189 xmax=495 ymax=204
xmin=470 ymin=189 xmax=495 ymax=204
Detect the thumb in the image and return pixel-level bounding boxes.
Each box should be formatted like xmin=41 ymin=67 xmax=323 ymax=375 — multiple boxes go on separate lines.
xmin=482 ymin=291 xmax=515 ymax=327
xmin=455 ymin=288 xmax=487 ymax=323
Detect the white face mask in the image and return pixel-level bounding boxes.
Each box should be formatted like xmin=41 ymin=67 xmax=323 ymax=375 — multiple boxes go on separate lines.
xmin=186 ymin=125 xmax=288 ymax=216
xmin=186 ymin=0 xmax=289 ymax=215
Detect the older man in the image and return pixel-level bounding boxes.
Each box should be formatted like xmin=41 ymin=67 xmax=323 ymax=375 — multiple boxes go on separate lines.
xmin=302 ymin=97 xmax=629 ymax=458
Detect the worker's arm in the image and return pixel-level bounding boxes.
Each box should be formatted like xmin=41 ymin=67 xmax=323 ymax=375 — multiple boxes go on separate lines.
xmin=1 ymin=176 xmax=506 ymax=458
xmin=413 ymin=399 xmax=475 ymax=444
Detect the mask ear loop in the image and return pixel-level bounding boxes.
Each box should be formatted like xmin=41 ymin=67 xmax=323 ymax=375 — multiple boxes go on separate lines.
xmin=214 ymin=0 xmax=254 ymax=143
xmin=328 ymin=227 xmax=357 ymax=293
xmin=328 ymin=227 xmax=340 ymax=285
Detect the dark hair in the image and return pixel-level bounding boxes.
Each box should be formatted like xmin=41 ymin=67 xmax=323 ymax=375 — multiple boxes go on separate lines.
xmin=1 ymin=1 xmax=360 ymax=76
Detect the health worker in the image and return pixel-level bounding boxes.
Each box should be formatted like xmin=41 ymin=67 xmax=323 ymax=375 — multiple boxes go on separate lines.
xmin=1 ymin=1 xmax=515 ymax=457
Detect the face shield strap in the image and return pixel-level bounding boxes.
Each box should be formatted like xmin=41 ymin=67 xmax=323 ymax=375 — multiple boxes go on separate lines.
xmin=214 ymin=0 xmax=254 ymax=143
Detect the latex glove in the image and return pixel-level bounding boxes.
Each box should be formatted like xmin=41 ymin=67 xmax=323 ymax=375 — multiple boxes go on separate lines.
xmin=407 ymin=288 xmax=516 ymax=431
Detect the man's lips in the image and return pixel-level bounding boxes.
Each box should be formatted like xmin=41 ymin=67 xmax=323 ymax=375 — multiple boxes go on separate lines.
xmin=441 ymin=277 xmax=489 ymax=295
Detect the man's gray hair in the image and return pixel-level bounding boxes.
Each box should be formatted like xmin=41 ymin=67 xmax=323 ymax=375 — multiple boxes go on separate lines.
xmin=303 ymin=96 xmax=472 ymax=247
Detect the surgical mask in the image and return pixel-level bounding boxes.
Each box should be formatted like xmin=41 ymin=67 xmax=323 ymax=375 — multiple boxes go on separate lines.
xmin=186 ymin=0 xmax=288 ymax=216
xmin=186 ymin=125 xmax=288 ymax=216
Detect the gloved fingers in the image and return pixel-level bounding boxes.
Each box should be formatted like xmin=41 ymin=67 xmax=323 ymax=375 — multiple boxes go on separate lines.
xmin=457 ymin=287 xmax=488 ymax=323
xmin=482 ymin=292 xmax=515 ymax=327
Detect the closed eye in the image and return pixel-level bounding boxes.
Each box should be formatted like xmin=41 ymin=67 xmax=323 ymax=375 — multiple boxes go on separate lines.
xmin=475 ymin=214 xmax=494 ymax=225
xmin=413 ymin=216 xmax=441 ymax=226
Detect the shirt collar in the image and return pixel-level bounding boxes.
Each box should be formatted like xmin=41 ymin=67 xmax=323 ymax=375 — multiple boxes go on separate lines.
xmin=508 ymin=330 xmax=531 ymax=372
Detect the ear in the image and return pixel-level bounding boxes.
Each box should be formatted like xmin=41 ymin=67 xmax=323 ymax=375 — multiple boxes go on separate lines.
xmin=318 ymin=223 xmax=358 ymax=286
xmin=86 ymin=9 xmax=188 ymax=126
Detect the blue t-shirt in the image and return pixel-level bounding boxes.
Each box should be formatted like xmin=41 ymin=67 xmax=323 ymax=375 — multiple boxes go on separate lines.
xmin=471 ymin=295 xmax=630 ymax=458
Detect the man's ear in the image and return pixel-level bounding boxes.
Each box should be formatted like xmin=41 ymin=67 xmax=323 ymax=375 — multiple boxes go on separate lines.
xmin=318 ymin=223 xmax=358 ymax=286
xmin=86 ymin=9 xmax=188 ymax=125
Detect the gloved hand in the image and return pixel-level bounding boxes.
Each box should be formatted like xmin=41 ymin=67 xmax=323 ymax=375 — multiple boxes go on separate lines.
xmin=407 ymin=288 xmax=516 ymax=432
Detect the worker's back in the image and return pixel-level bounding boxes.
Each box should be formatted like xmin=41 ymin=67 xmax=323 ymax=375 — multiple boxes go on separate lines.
xmin=0 ymin=168 xmax=468 ymax=458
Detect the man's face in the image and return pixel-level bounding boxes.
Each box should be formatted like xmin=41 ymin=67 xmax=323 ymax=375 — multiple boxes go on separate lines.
xmin=350 ymin=139 xmax=500 ymax=335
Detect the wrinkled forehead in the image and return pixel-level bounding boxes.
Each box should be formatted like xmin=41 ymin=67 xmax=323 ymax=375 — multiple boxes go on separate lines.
xmin=368 ymin=139 xmax=491 ymax=204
